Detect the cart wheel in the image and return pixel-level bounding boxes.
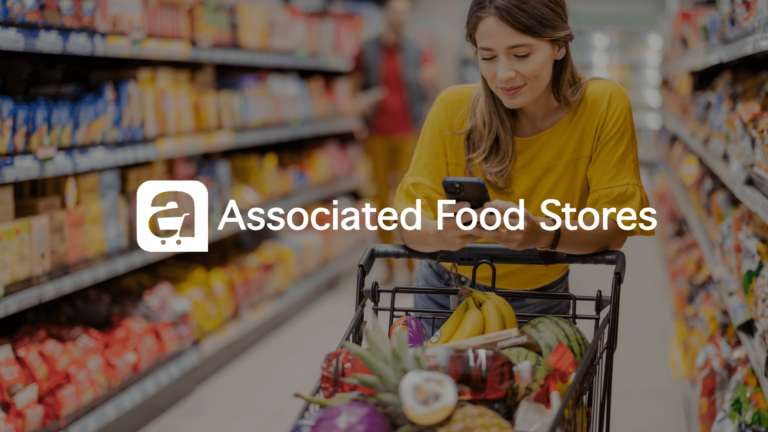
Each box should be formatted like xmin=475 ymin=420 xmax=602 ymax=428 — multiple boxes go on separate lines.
xmin=176 ymin=239 xmax=181 ymax=245
xmin=161 ymin=240 xmax=166 ymax=245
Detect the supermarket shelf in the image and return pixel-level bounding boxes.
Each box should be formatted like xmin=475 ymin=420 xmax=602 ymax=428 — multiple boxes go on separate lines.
xmin=0 ymin=116 xmax=363 ymax=184
xmin=662 ymin=156 xmax=768 ymax=395
xmin=663 ymin=21 xmax=768 ymax=76
xmin=662 ymin=111 xmax=768 ymax=224
xmin=0 ymin=25 xmax=354 ymax=72
xmin=0 ymin=174 xmax=363 ymax=320
xmin=66 ymin=240 xmax=368 ymax=432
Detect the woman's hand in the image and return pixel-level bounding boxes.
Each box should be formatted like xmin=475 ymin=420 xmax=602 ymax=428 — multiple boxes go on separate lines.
xmin=397 ymin=202 xmax=482 ymax=252
xmin=469 ymin=200 xmax=554 ymax=250
xmin=434 ymin=202 xmax=483 ymax=251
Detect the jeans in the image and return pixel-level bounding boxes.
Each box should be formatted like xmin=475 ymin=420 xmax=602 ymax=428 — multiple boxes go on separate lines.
xmin=413 ymin=260 xmax=571 ymax=338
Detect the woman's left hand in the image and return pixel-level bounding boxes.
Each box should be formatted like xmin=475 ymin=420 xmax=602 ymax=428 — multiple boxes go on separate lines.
xmin=469 ymin=200 xmax=555 ymax=250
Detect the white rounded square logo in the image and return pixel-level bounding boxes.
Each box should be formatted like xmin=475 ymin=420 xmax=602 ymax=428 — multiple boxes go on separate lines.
xmin=137 ymin=181 xmax=209 ymax=252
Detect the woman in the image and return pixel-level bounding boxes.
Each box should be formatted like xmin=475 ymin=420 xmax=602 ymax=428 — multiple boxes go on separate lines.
xmin=393 ymin=0 xmax=653 ymax=334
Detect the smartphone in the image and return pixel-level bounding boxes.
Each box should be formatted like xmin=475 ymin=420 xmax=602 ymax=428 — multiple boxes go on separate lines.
xmin=442 ymin=177 xmax=491 ymax=209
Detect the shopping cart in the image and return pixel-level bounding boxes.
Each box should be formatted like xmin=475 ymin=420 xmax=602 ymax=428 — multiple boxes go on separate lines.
xmin=156 ymin=213 xmax=189 ymax=246
xmin=295 ymin=243 xmax=625 ymax=432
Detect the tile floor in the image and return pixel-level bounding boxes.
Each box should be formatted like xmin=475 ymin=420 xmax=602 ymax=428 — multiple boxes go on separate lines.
xmin=139 ymin=236 xmax=687 ymax=432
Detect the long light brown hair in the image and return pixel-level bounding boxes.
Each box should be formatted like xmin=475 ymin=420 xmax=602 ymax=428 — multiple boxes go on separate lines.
xmin=463 ymin=0 xmax=591 ymax=189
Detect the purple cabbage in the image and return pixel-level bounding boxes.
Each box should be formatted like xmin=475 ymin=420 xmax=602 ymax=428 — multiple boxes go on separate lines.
xmin=311 ymin=402 xmax=392 ymax=432
xmin=390 ymin=316 xmax=426 ymax=348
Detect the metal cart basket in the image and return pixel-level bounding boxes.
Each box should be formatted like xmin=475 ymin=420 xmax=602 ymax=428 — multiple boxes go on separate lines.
xmin=296 ymin=243 xmax=626 ymax=432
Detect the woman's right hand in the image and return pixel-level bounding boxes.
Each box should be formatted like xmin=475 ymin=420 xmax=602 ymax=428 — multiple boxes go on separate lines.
xmin=432 ymin=202 xmax=482 ymax=251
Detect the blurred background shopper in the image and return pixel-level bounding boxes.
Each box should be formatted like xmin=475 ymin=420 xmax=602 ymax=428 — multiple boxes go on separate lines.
xmin=355 ymin=0 xmax=438 ymax=279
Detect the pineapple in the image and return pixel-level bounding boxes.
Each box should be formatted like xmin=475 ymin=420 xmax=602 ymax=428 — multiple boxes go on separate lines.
xmin=341 ymin=321 xmax=431 ymax=430
xmin=437 ymin=404 xmax=514 ymax=432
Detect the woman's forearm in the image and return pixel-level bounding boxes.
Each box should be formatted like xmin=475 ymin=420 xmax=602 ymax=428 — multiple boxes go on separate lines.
xmin=397 ymin=215 xmax=441 ymax=252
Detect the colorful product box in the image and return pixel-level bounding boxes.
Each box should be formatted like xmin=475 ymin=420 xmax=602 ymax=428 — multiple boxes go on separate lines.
xmin=0 ymin=186 xmax=13 ymax=224
xmin=29 ymin=214 xmax=51 ymax=277
xmin=82 ymin=202 xmax=105 ymax=259
xmin=65 ymin=206 xmax=87 ymax=265
xmin=6 ymin=0 xmax=43 ymax=23
xmin=27 ymin=98 xmax=51 ymax=154
xmin=10 ymin=102 xmax=29 ymax=154
xmin=0 ymin=222 xmax=13 ymax=285
xmin=49 ymin=209 xmax=67 ymax=270
xmin=12 ymin=218 xmax=31 ymax=282
xmin=0 ymin=97 xmax=14 ymax=154
xmin=42 ymin=0 xmax=79 ymax=27
xmin=49 ymin=101 xmax=74 ymax=149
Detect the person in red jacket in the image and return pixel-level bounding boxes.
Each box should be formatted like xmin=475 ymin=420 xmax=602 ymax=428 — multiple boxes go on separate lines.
xmin=355 ymin=0 xmax=438 ymax=279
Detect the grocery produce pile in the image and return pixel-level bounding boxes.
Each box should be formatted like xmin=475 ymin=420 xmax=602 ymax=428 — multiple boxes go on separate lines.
xmin=296 ymin=288 xmax=593 ymax=432
xmin=653 ymin=173 xmax=768 ymax=431
xmin=0 ymin=202 xmax=368 ymax=432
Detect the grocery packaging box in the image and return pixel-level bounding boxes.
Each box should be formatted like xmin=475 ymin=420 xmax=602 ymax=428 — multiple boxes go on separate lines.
xmin=82 ymin=202 xmax=106 ymax=259
xmin=15 ymin=195 xmax=61 ymax=218
xmin=12 ymin=219 xmax=31 ymax=282
xmin=0 ymin=222 xmax=14 ymax=285
xmin=50 ymin=210 xmax=68 ymax=270
xmin=65 ymin=207 xmax=87 ymax=266
xmin=29 ymin=215 xmax=51 ymax=277
xmin=0 ymin=185 xmax=14 ymax=224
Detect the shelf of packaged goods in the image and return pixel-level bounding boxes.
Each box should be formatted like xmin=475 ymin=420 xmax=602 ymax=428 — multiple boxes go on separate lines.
xmin=64 ymin=240 xmax=367 ymax=432
xmin=662 ymin=18 xmax=768 ymax=77
xmin=0 ymin=25 xmax=354 ymax=72
xmin=0 ymin=175 xmax=364 ymax=320
xmin=661 ymin=158 xmax=768 ymax=395
xmin=0 ymin=116 xmax=364 ymax=185
xmin=662 ymin=111 xmax=768 ymax=225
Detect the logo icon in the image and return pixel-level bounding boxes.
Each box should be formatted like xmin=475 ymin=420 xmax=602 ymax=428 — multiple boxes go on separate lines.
xmin=137 ymin=181 xmax=208 ymax=252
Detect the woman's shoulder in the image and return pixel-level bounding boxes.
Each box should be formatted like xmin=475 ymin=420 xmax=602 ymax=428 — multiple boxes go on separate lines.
xmin=581 ymin=79 xmax=631 ymax=107
xmin=429 ymin=84 xmax=477 ymax=127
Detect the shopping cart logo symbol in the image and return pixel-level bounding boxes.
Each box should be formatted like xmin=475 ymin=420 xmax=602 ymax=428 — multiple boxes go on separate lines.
xmin=137 ymin=181 xmax=208 ymax=252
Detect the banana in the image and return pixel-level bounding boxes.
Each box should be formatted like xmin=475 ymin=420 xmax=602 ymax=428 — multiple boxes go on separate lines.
xmin=448 ymin=298 xmax=484 ymax=342
xmin=481 ymin=300 xmax=505 ymax=334
xmin=466 ymin=288 xmax=519 ymax=330
xmin=427 ymin=301 xmax=468 ymax=346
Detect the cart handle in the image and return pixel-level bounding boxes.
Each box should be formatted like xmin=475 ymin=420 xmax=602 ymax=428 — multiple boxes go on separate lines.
xmin=358 ymin=243 xmax=626 ymax=283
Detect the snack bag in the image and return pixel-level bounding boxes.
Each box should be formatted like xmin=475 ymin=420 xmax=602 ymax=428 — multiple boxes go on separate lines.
xmin=67 ymin=361 xmax=97 ymax=408
xmin=10 ymin=384 xmax=45 ymax=432
xmin=41 ymin=382 xmax=78 ymax=423
xmin=0 ymin=344 xmax=28 ymax=404
xmin=13 ymin=343 xmax=52 ymax=396
xmin=6 ymin=0 xmax=43 ymax=23
xmin=79 ymin=0 xmax=94 ymax=28
xmin=0 ymin=97 xmax=14 ymax=154
xmin=38 ymin=338 xmax=75 ymax=385
xmin=42 ymin=0 xmax=78 ymax=27
xmin=0 ymin=410 xmax=17 ymax=432
xmin=9 ymin=103 xmax=28 ymax=154
xmin=49 ymin=102 xmax=73 ymax=149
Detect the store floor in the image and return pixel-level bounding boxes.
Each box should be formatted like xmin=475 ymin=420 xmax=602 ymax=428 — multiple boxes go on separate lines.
xmin=139 ymin=236 xmax=687 ymax=432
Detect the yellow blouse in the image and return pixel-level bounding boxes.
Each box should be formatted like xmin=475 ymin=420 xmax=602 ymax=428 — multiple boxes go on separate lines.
xmin=394 ymin=80 xmax=653 ymax=290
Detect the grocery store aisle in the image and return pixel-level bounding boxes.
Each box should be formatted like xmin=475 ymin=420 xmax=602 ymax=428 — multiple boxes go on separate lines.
xmin=139 ymin=237 xmax=686 ymax=432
